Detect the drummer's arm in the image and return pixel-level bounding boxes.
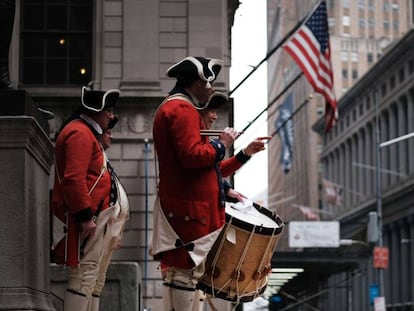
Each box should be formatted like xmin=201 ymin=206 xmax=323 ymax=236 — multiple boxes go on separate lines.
xmin=223 ymin=180 xmax=245 ymax=203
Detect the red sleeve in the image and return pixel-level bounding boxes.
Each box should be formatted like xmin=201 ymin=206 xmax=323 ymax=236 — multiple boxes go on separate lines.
xmin=219 ymin=156 xmax=243 ymax=178
xmin=166 ymin=100 xmax=219 ymax=168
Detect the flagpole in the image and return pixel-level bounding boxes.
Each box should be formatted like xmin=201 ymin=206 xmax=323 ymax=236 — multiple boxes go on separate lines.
xmin=229 ymin=16 xmax=307 ymax=97
xmin=269 ymin=95 xmax=311 ymax=138
xmin=241 ymin=72 xmax=303 ymax=133
xmin=229 ymin=0 xmax=325 ymax=96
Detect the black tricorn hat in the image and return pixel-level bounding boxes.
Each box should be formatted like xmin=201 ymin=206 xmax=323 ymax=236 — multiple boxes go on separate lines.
xmin=107 ymin=116 xmax=119 ymax=129
xmin=81 ymin=86 xmax=120 ymax=113
xmin=197 ymin=92 xmax=229 ymax=110
xmin=167 ymin=56 xmax=224 ymax=88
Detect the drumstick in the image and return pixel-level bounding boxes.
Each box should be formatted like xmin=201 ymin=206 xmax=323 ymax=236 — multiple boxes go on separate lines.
xmin=200 ymin=130 xmax=244 ymax=136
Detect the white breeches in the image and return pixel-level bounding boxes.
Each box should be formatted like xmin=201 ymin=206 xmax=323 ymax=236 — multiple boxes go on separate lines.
xmin=162 ymin=264 xmax=206 ymax=311
xmin=67 ymin=207 xmax=115 ymax=297
xmin=67 ymin=176 xmax=130 ymax=298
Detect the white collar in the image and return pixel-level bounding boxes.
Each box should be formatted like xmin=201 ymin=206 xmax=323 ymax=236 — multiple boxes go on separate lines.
xmin=80 ymin=113 xmax=103 ymax=135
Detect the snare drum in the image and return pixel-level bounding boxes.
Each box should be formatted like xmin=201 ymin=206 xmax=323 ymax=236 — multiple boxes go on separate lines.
xmin=197 ymin=202 xmax=283 ymax=302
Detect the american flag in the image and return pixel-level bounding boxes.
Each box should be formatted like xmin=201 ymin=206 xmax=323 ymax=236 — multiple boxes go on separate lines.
xmin=283 ymin=1 xmax=337 ymax=131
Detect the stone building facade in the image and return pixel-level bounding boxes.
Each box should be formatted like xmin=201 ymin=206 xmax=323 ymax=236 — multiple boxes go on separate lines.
xmin=311 ymin=28 xmax=414 ymax=311
xmin=2 ymin=0 xmax=240 ymax=310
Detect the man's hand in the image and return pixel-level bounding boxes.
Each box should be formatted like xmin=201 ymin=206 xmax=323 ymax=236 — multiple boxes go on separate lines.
xmin=226 ymin=188 xmax=246 ymax=202
xmin=80 ymin=218 xmax=96 ymax=240
xmin=219 ymin=127 xmax=239 ymax=149
xmin=244 ymin=136 xmax=272 ymax=156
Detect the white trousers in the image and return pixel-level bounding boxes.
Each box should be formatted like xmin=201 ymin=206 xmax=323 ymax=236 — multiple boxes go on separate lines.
xmin=162 ymin=264 xmax=206 ymax=311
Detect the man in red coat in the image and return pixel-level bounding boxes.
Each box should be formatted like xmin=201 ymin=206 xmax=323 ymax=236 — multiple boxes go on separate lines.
xmin=51 ymin=86 xmax=120 ymax=311
xmin=151 ymin=56 xmax=240 ymax=310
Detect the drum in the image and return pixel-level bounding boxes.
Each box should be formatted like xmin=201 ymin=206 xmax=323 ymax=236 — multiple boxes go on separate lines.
xmin=197 ymin=201 xmax=283 ymax=302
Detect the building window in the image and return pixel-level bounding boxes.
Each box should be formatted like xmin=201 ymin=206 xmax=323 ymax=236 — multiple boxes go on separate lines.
xmin=391 ymin=2 xmax=399 ymax=11
xmin=342 ymin=16 xmax=351 ymax=26
xmin=383 ymin=19 xmax=390 ymax=30
xmin=399 ymin=67 xmax=405 ymax=82
xmin=368 ymin=18 xmax=375 ymax=28
xmin=343 ymin=0 xmax=350 ymax=8
xmin=390 ymin=75 xmax=395 ymax=89
xmin=409 ymin=59 xmax=414 ymax=74
xmin=21 ymin=0 xmax=92 ymax=86
xmin=341 ymin=51 xmax=349 ymax=61
xmin=352 ymin=69 xmax=358 ymax=80
xmin=316 ymin=106 xmax=324 ymax=117
xmin=393 ymin=20 xmax=399 ymax=31
xmin=381 ymin=82 xmax=387 ymax=96
xmin=366 ymin=96 xmax=371 ymax=110
xmin=351 ymin=52 xmax=358 ymax=62
xmin=368 ymin=0 xmax=374 ymax=11
xmin=358 ymin=0 xmax=365 ymax=9
xmin=342 ymin=69 xmax=348 ymax=79
xmin=367 ymin=53 xmax=374 ymax=63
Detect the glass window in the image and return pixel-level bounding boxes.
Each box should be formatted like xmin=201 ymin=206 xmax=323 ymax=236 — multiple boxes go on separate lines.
xmin=367 ymin=53 xmax=374 ymax=63
xmin=399 ymin=67 xmax=405 ymax=82
xmin=341 ymin=51 xmax=349 ymax=61
xmin=351 ymin=52 xmax=358 ymax=62
xmin=368 ymin=18 xmax=374 ymax=28
xmin=368 ymin=0 xmax=374 ymax=11
xmin=342 ymin=16 xmax=351 ymax=26
xmin=383 ymin=19 xmax=390 ymax=30
xmin=21 ymin=0 xmax=92 ymax=86
xmin=352 ymin=69 xmax=358 ymax=80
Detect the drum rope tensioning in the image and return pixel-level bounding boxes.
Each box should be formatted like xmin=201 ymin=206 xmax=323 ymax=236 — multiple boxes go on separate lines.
xmin=197 ymin=201 xmax=284 ymax=303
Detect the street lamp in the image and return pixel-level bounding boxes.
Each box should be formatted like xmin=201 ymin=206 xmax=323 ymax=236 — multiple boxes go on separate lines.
xmin=374 ymin=90 xmax=385 ymax=300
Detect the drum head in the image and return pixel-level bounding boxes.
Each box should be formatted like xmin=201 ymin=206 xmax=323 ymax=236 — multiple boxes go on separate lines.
xmin=225 ymin=202 xmax=282 ymax=236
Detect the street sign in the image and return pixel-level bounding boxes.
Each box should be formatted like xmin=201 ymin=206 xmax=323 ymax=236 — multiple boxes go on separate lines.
xmin=373 ymin=246 xmax=389 ymax=269
xmin=374 ymin=297 xmax=386 ymax=311
xmin=369 ymin=284 xmax=379 ymax=305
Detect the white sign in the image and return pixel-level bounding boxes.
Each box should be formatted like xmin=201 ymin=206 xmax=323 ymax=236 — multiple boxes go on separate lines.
xmin=374 ymin=297 xmax=386 ymax=311
xmin=289 ymin=221 xmax=340 ymax=248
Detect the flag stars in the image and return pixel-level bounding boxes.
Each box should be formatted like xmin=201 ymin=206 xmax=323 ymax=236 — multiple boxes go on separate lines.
xmin=305 ymin=2 xmax=329 ymax=52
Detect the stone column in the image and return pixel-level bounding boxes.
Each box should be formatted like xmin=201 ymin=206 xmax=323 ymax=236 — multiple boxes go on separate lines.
xmin=0 ymin=92 xmax=54 ymax=310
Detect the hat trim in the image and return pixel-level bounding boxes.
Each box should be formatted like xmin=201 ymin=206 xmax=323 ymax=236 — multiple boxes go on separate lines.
xmin=195 ymin=91 xmax=229 ymax=111
xmin=167 ymin=56 xmax=224 ymax=87
xmin=81 ymin=87 xmax=120 ymax=113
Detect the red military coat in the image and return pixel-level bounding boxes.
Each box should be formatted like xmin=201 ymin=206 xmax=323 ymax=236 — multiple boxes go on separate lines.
xmin=151 ymin=94 xmax=246 ymax=269
xmin=51 ymin=119 xmax=111 ymax=266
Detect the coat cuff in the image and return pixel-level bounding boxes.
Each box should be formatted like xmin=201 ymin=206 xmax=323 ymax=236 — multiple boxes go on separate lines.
xmin=235 ymin=149 xmax=251 ymax=164
xmin=73 ymin=207 xmax=93 ymax=223
xmin=210 ymin=140 xmax=226 ymax=162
